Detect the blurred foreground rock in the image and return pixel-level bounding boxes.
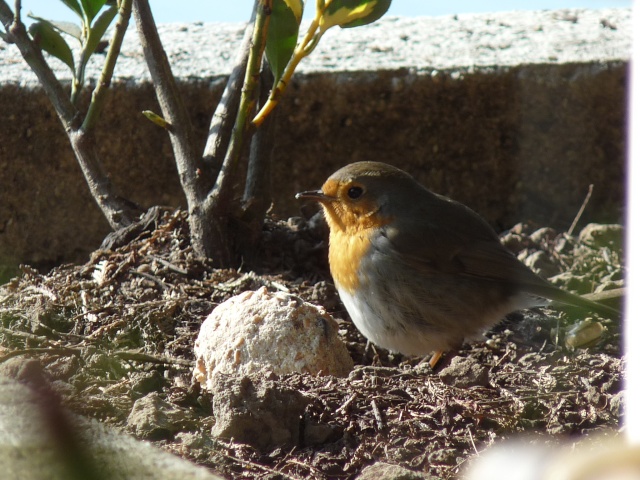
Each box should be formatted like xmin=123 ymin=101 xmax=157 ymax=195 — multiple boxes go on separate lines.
xmin=0 ymin=376 xmax=224 ymax=480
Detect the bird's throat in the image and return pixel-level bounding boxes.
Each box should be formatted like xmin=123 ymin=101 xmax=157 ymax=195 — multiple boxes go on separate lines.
xmin=328 ymin=228 xmax=372 ymax=295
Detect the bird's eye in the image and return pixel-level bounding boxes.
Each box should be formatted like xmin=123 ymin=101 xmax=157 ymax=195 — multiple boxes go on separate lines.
xmin=347 ymin=186 xmax=364 ymax=199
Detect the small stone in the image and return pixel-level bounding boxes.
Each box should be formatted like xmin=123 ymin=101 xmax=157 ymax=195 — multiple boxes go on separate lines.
xmin=609 ymin=391 xmax=624 ymax=417
xmin=428 ymin=448 xmax=460 ymax=465
xmin=286 ymin=216 xmax=305 ymax=230
xmin=578 ymin=224 xmax=623 ymax=250
xmin=303 ymin=421 xmax=338 ymax=446
xmin=209 ymin=374 xmax=308 ymax=451
xmin=175 ymin=431 xmax=215 ymax=450
xmin=311 ymin=281 xmax=341 ymax=310
xmin=130 ymin=370 xmax=166 ymax=400
xmin=509 ymin=223 xmax=531 ymax=235
xmin=439 ymin=356 xmax=489 ymax=388
xmin=548 ymin=271 xmax=592 ymax=294
xmin=500 ymin=232 xmax=527 ymax=253
xmin=0 ymin=357 xmax=46 ymax=386
xmin=529 ymin=227 xmax=558 ymax=245
xmin=47 ymin=356 xmax=80 ymax=381
xmin=193 ymin=287 xmax=353 ymax=393
xmin=127 ymin=392 xmax=189 ymax=440
xmin=564 ymin=320 xmax=605 ymax=349
xmin=553 ymin=235 xmax=572 ymax=254
xmin=523 ymin=251 xmax=561 ymax=278
xmin=595 ymin=279 xmax=624 ymax=293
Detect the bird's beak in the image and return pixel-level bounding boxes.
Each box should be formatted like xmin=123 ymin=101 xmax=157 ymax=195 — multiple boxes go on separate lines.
xmin=295 ymin=190 xmax=332 ymax=203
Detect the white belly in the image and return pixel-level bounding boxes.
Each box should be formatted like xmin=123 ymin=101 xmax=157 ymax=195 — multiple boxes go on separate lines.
xmin=336 ymin=285 xmax=455 ymax=356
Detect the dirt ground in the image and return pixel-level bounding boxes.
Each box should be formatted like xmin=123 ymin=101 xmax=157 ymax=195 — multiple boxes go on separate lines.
xmin=0 ymin=209 xmax=624 ymax=479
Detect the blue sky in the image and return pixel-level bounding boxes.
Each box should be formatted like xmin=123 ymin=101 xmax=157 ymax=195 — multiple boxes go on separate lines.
xmin=19 ymin=1 xmax=632 ymax=24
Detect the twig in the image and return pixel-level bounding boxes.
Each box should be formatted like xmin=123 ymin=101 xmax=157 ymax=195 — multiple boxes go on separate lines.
xmin=32 ymin=323 xmax=87 ymax=341
xmin=567 ymin=184 xmax=594 ymax=236
xmin=132 ymin=270 xmax=169 ymax=290
xmin=478 ymin=390 xmax=580 ymax=406
xmin=206 ymin=0 xmax=271 ymax=213
xmin=0 ymin=0 xmax=77 ymax=127
xmin=220 ymin=452 xmax=302 ymax=480
xmin=83 ymin=0 xmax=133 ymax=131
xmin=467 ymin=426 xmax=479 ymax=455
xmin=337 ymin=392 xmax=358 ymax=414
xmin=371 ymin=399 xmax=385 ymax=430
xmin=86 ymin=319 xmax=127 ymax=339
xmin=242 ymin=59 xmax=276 ymax=222
xmin=113 ymin=350 xmax=193 ymax=367
xmin=133 ymin=0 xmax=199 ymax=208
xmin=491 ymin=343 xmax=514 ymax=370
xmin=70 ymin=306 xmax=115 ymax=321
xmin=252 ymin=6 xmax=323 ymax=127
xmin=0 ymin=1 xmax=140 ymax=229
xmin=285 ymin=458 xmax=325 ymax=478
xmin=100 ymin=378 xmax=131 ymax=394
xmin=147 ymin=255 xmax=188 ymax=275
xmin=0 ymin=346 xmax=81 ymax=363
xmin=0 ymin=326 xmax=50 ymax=343
xmin=202 ymin=9 xmax=256 ymax=183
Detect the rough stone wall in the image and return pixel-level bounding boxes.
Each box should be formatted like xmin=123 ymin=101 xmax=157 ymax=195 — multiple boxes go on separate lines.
xmin=0 ymin=9 xmax=631 ymax=269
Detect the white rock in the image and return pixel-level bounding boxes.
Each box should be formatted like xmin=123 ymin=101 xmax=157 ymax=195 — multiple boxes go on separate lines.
xmin=193 ymin=287 xmax=353 ymax=390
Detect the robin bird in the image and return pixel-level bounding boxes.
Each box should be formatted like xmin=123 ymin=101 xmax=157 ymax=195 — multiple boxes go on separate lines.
xmin=296 ymin=161 xmax=620 ymax=367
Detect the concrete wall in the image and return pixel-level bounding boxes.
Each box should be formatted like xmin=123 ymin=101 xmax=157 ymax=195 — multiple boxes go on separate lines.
xmin=0 ymin=9 xmax=631 ymax=269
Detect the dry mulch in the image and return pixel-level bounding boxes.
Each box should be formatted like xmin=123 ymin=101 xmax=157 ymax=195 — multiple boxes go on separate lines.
xmin=0 ymin=209 xmax=624 ymax=479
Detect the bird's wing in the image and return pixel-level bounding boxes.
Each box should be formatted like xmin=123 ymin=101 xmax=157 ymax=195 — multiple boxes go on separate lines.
xmin=375 ymin=221 xmax=543 ymax=286
xmin=372 ymin=205 xmax=619 ymax=317
xmin=372 ymin=194 xmax=548 ymax=289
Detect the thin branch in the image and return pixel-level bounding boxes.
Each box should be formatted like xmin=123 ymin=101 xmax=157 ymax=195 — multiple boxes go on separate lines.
xmin=113 ymin=349 xmax=193 ymax=367
xmin=371 ymin=399 xmax=385 ymax=430
xmin=68 ymin=129 xmax=141 ymax=228
xmin=1 ymin=0 xmax=139 ymax=230
xmin=243 ymin=59 xmax=276 ymax=214
xmin=133 ymin=0 xmax=199 ymax=207
xmin=83 ymin=0 xmax=133 ymax=131
xmin=206 ymin=0 xmax=272 ymax=213
xmin=71 ymin=46 xmax=87 ymax=105
xmin=0 ymin=0 xmax=78 ymax=129
xmin=0 ymin=346 xmax=81 ymax=364
xmin=201 ymin=8 xmax=256 ymax=184
xmin=0 ymin=325 xmax=50 ymax=343
xmin=567 ymin=184 xmax=594 ymax=236
xmin=252 ymin=10 xmax=323 ymax=127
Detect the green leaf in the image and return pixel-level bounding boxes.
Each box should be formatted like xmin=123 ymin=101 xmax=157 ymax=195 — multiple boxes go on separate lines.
xmin=84 ymin=5 xmax=117 ymax=57
xmin=80 ymin=0 xmax=108 ymax=25
xmin=320 ymin=0 xmax=391 ymax=30
xmin=142 ymin=110 xmax=171 ymax=129
xmin=284 ymin=0 xmax=304 ymax=22
xmin=48 ymin=20 xmax=83 ymax=40
xmin=266 ymin=0 xmax=302 ymax=83
xmin=60 ymin=0 xmax=84 ymax=19
xmin=28 ymin=21 xmax=75 ymax=72
xmin=28 ymin=14 xmax=82 ymax=40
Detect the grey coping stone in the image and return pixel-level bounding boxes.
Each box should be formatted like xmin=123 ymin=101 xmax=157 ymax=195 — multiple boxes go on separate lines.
xmin=0 ymin=9 xmax=631 ymax=86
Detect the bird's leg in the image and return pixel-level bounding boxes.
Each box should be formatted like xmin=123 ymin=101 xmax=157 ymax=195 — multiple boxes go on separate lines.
xmin=428 ymin=350 xmax=443 ymax=369
xmin=416 ymin=350 xmax=444 ymax=369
